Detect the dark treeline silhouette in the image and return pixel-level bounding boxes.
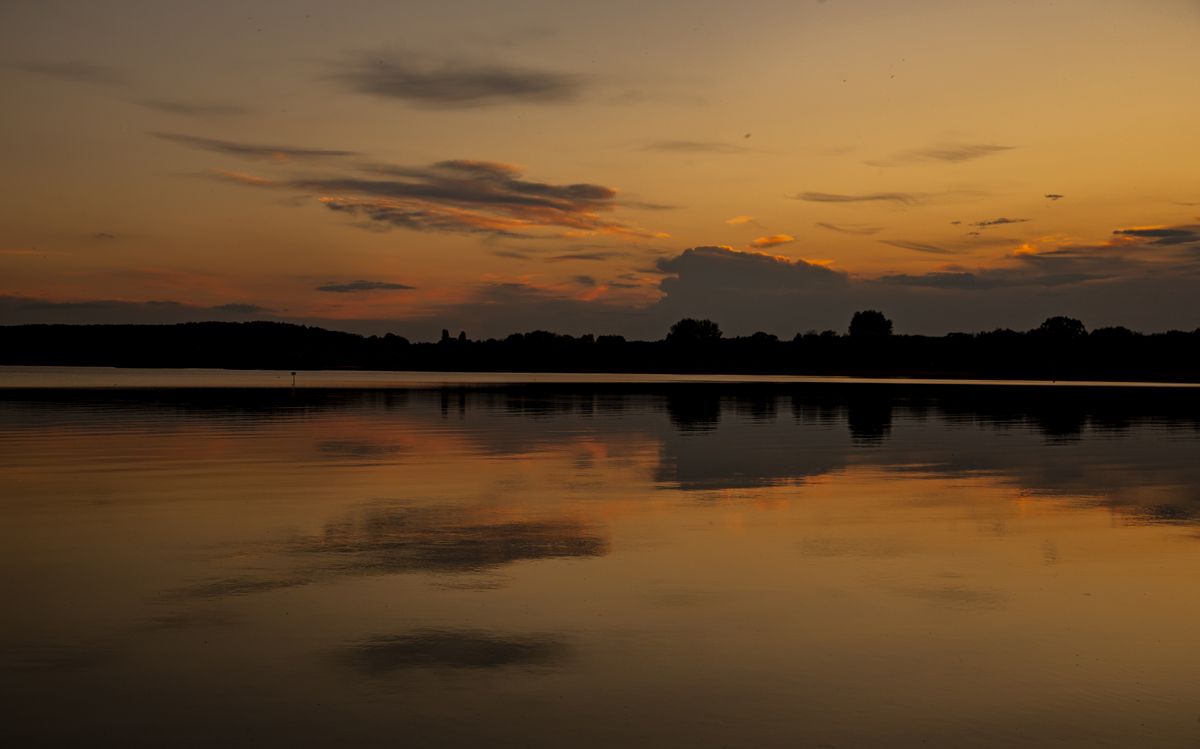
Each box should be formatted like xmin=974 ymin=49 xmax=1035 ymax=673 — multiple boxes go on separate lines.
xmin=2 ymin=312 xmax=1199 ymax=381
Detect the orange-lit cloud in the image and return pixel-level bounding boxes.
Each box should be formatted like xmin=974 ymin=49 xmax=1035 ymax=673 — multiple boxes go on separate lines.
xmin=726 ymin=216 xmax=757 ymax=225
xmin=204 ymin=169 xmax=279 ymax=187
xmin=748 ymin=235 xmax=794 ymax=249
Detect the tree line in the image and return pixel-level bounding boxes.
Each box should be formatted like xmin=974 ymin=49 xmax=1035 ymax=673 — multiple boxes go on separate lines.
xmin=1 ymin=312 xmax=1198 ymax=381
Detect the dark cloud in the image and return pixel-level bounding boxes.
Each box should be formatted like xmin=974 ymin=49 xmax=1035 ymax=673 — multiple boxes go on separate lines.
xmin=492 ymin=250 xmax=532 ymax=259
xmin=137 ymin=100 xmax=248 ymax=116
xmin=879 ymin=240 xmax=958 ymax=255
xmin=336 ymin=53 xmax=583 ymax=108
xmin=546 ymin=253 xmax=622 ymax=262
xmin=292 ymin=160 xmax=658 ymax=238
xmin=792 ymin=190 xmax=986 ymax=207
xmin=337 ymin=630 xmax=570 ymax=673
xmin=970 ymin=217 xmax=1029 ymax=228
xmin=573 ymin=275 xmax=596 ymax=286
xmin=874 ymin=272 xmax=1025 ymax=290
xmin=1045 ymin=194 xmax=1064 ymax=200
xmin=1112 ymin=227 xmax=1200 ymax=246
xmin=16 ymin=61 xmax=124 ymax=85
xmin=642 ymin=141 xmax=747 ymax=154
xmin=816 ymin=222 xmax=883 ymax=235
xmin=315 ymin=280 xmax=415 ymax=293
xmin=155 ymin=132 xmax=357 ymax=162
xmin=656 ymin=246 xmax=849 ymax=302
xmin=793 ymin=191 xmax=919 ymax=205
xmin=209 ymin=303 xmax=276 ymax=314
xmin=866 ymin=143 xmax=1013 ymax=167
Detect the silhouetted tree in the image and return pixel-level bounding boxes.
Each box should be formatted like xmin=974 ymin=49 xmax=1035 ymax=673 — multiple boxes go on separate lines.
xmin=849 ymin=310 xmax=893 ymax=338
xmin=666 ymin=318 xmax=723 ymax=344
xmin=1037 ymin=316 xmax=1086 ymax=339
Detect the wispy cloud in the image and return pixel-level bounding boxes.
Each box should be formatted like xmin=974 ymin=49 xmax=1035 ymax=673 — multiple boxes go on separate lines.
xmin=156 ymin=133 xmax=358 ymax=162
xmin=866 ymin=143 xmax=1014 ymax=167
xmin=316 ymin=280 xmax=415 ymax=293
xmin=879 ymin=240 xmax=959 ymax=255
xmin=335 ymin=52 xmax=584 ymax=108
xmin=726 ymin=216 xmax=758 ymax=225
xmin=1045 ymin=194 xmax=1064 ymax=201
xmin=748 ymin=235 xmax=794 ymax=249
xmin=792 ymin=189 xmax=986 ymax=207
xmin=1111 ymin=226 xmax=1200 ymax=246
xmin=16 ymin=61 xmax=125 ymax=85
xmin=210 ymin=303 xmax=275 ymax=314
xmin=816 ymin=222 xmax=882 ymax=235
xmin=642 ymin=141 xmax=747 ymax=154
xmin=970 ymin=217 xmax=1029 ymax=228
xmin=138 ymin=100 xmax=248 ymax=116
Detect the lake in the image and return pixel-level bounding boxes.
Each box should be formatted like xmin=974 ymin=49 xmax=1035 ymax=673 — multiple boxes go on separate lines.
xmin=3 ymin=369 xmax=1199 ymax=748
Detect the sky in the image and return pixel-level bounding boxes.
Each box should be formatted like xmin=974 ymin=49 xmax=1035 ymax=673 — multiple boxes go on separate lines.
xmin=3 ymin=0 xmax=1200 ymax=340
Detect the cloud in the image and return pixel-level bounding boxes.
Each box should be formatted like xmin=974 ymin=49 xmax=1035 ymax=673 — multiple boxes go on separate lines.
xmin=879 ymin=240 xmax=959 ymax=255
xmin=1112 ymin=226 xmax=1200 ymax=246
xmin=726 ymin=216 xmax=758 ymax=225
xmin=156 ymin=133 xmax=357 ymax=162
xmin=203 ymin=169 xmax=280 ymax=187
xmin=573 ymin=275 xmax=596 ymax=286
xmin=791 ymin=189 xmax=986 ymax=207
xmin=793 ymin=191 xmax=919 ymax=205
xmin=1045 ymin=194 xmax=1064 ymax=200
xmin=657 ymin=245 xmax=848 ymax=296
xmin=94 ymin=233 xmax=115 ymax=240
xmin=816 ymin=222 xmax=882 ymax=235
xmin=335 ymin=53 xmax=583 ymax=108
xmin=749 ymin=235 xmax=795 ymax=248
xmin=209 ymin=303 xmax=276 ymax=314
xmin=642 ymin=141 xmax=747 ymax=154
xmin=866 ymin=143 xmax=1014 ymax=167
xmin=970 ymin=217 xmax=1029 ymax=228
xmin=546 ymin=252 xmax=624 ymax=262
xmin=315 ymin=280 xmax=416 ymax=293
xmin=290 ymin=160 xmax=663 ymax=238
xmin=137 ymin=100 xmax=248 ymax=116
xmin=16 ymin=61 xmax=124 ymax=85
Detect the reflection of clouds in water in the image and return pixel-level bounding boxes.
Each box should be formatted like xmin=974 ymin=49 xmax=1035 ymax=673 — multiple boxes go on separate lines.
xmin=2 ymin=644 xmax=113 ymax=672
xmin=338 ymin=629 xmax=571 ymax=673
xmin=162 ymin=504 xmax=609 ymax=601
xmin=904 ymin=584 xmax=1008 ymax=610
xmin=317 ymin=440 xmax=407 ymax=458
xmin=798 ymin=538 xmax=906 ymax=558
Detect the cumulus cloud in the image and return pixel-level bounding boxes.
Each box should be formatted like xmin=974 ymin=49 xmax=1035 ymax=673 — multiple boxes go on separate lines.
xmin=335 ymin=53 xmax=583 ymax=108
xmin=156 ymin=133 xmax=357 ymax=162
xmin=816 ymin=222 xmax=882 ymax=235
xmin=316 ymin=280 xmax=415 ymax=293
xmin=656 ymin=245 xmax=848 ymax=297
xmin=643 ymin=141 xmax=747 ymax=154
xmin=748 ymin=235 xmax=795 ymax=248
xmin=866 ymin=143 xmax=1013 ymax=167
xmin=16 ymin=61 xmax=124 ymax=85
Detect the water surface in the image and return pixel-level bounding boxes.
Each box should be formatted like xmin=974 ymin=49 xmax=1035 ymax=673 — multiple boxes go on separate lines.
xmin=2 ymin=384 xmax=1199 ymax=748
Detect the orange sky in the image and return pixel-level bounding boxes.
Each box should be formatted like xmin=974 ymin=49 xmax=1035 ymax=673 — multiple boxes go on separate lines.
xmin=2 ymin=0 xmax=1200 ymax=338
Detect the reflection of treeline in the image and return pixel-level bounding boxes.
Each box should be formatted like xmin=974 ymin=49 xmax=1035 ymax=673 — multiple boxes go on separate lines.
xmin=2 ymin=313 xmax=1199 ymax=381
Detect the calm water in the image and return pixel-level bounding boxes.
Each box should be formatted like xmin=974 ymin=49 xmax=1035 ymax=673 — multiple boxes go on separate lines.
xmin=3 ymin=380 xmax=1200 ymax=748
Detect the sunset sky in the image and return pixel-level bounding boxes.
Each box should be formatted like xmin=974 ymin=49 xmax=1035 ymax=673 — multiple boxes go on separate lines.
xmin=3 ymin=0 xmax=1200 ymax=339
